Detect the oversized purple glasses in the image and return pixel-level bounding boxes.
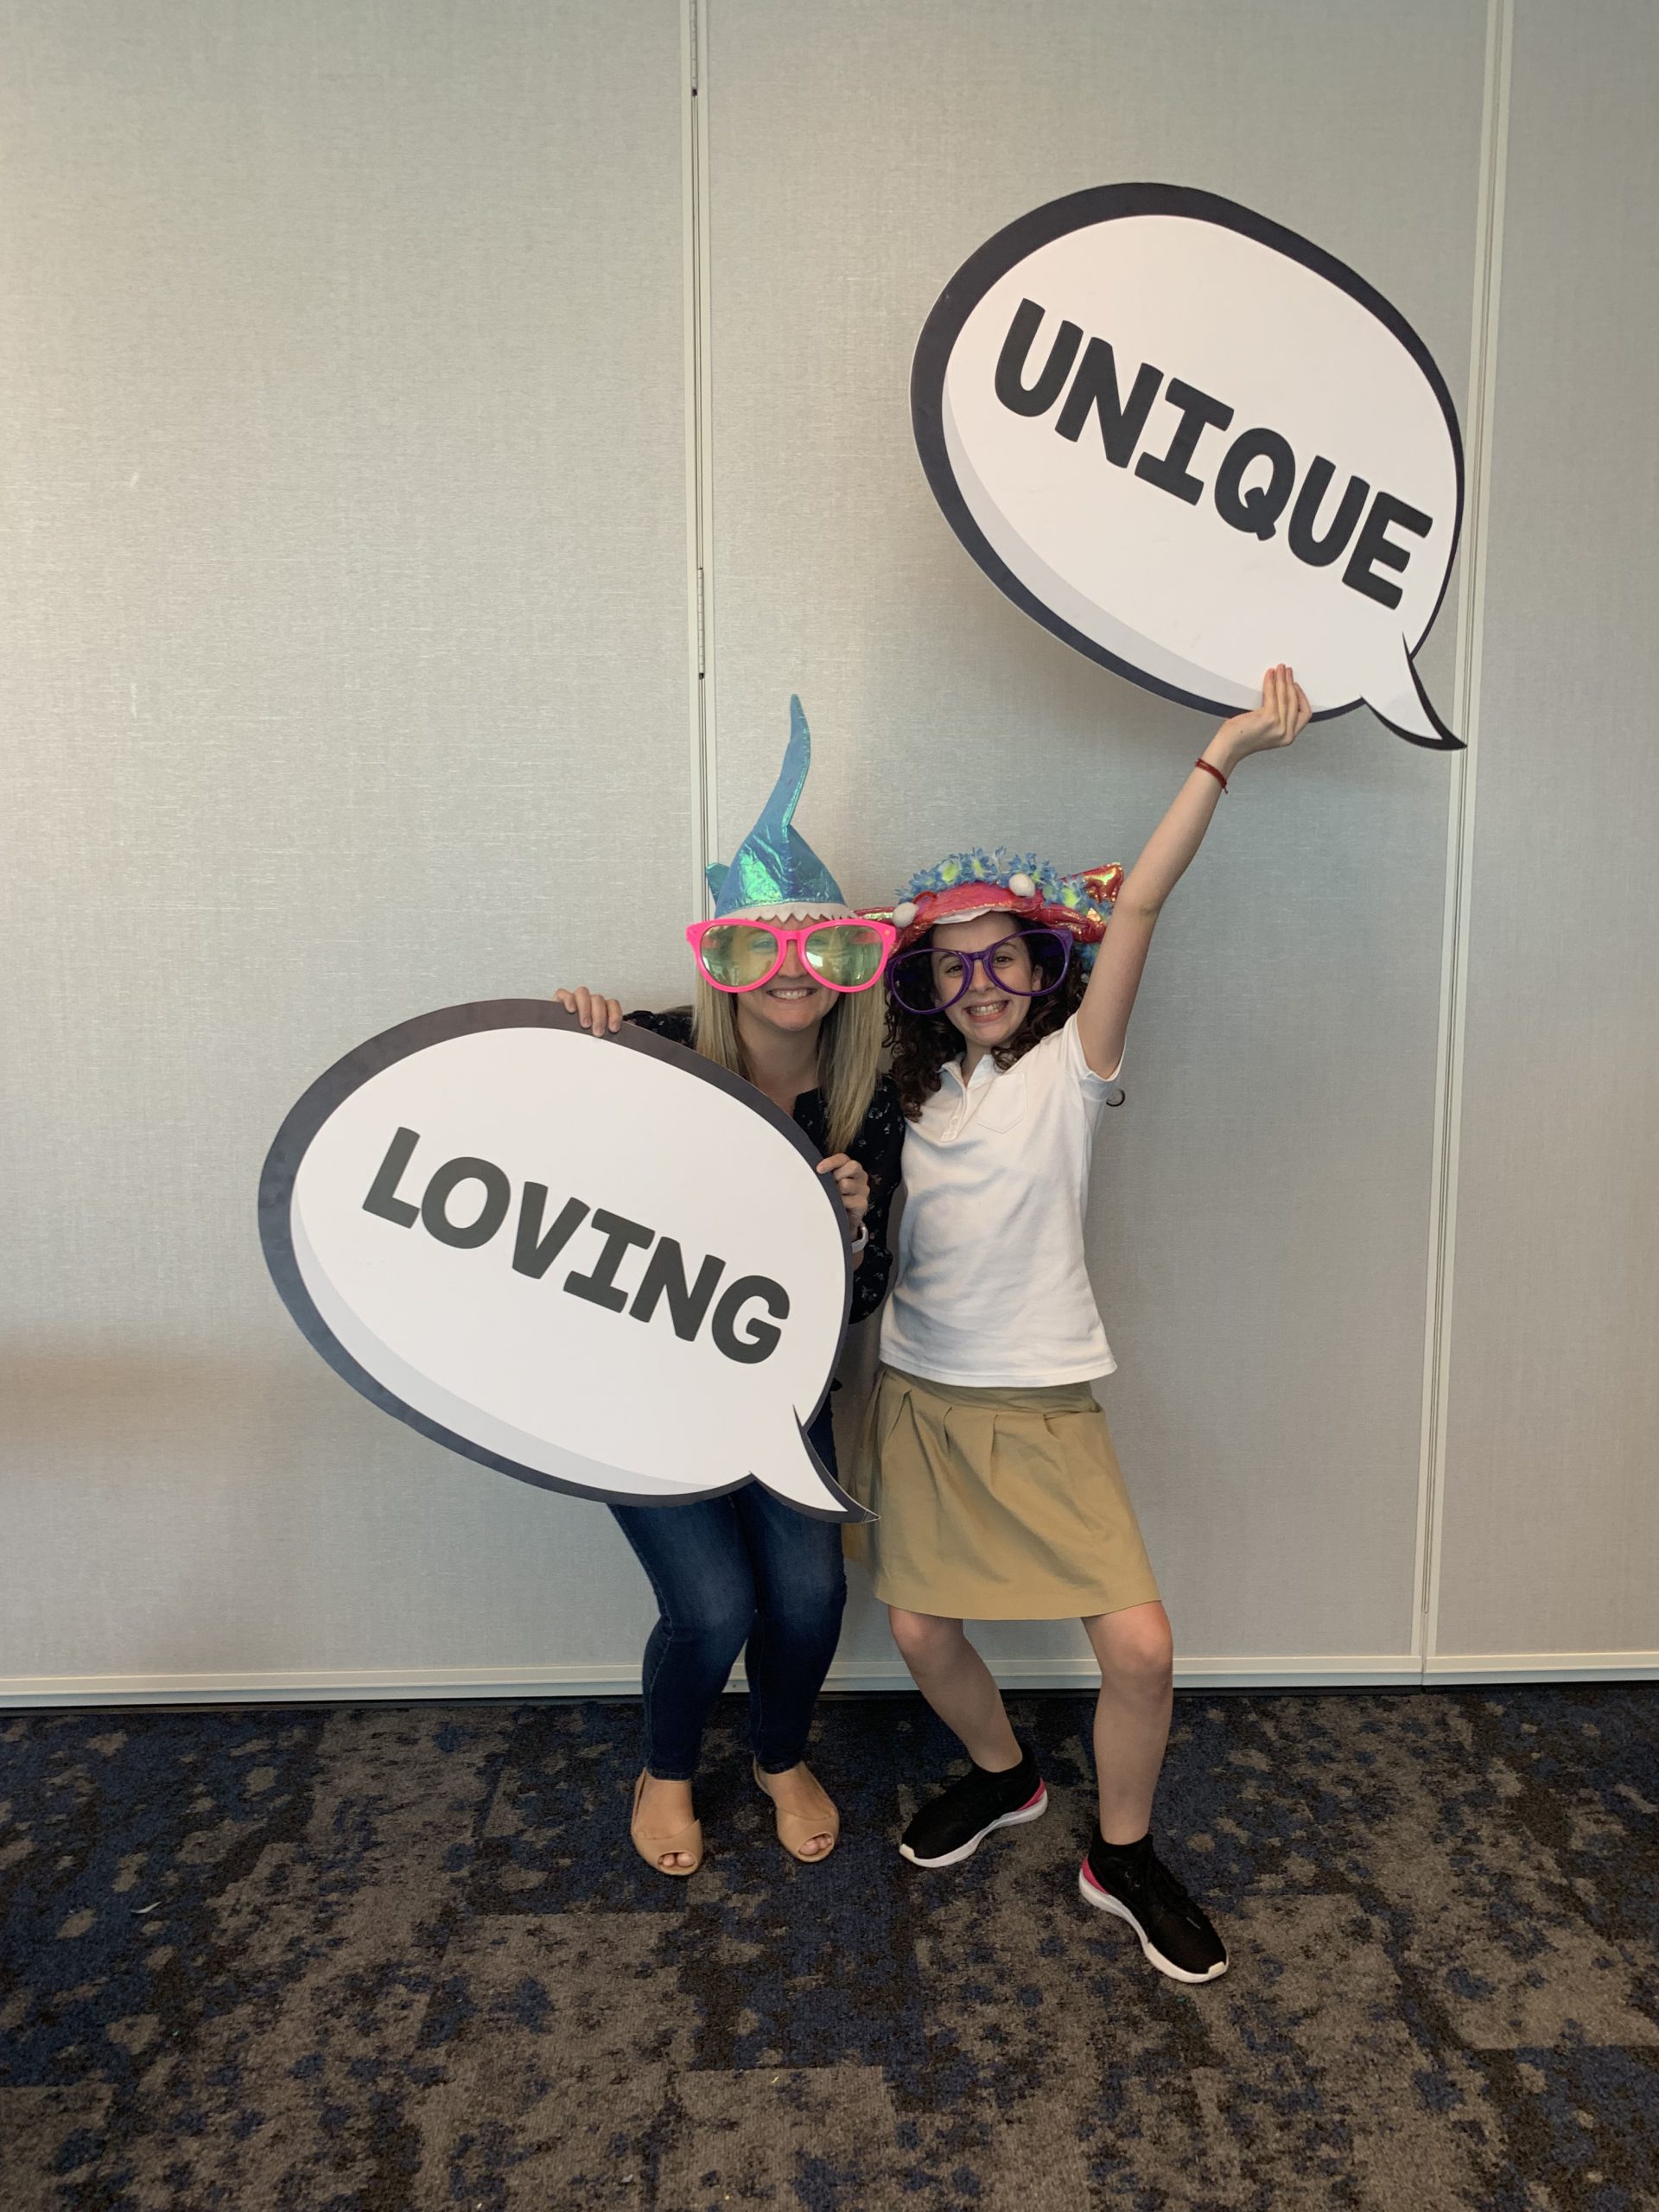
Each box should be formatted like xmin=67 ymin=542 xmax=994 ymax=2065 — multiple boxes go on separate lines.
xmin=886 ymin=927 xmax=1073 ymax=1014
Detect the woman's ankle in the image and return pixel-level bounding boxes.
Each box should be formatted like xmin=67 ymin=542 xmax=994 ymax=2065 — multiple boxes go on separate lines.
xmin=756 ymin=1761 xmax=831 ymax=1797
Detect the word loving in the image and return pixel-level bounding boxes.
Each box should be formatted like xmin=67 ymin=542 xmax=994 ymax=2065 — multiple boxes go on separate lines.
xmin=995 ymin=297 xmax=1433 ymax=609
xmin=363 ymin=1127 xmax=791 ymax=1364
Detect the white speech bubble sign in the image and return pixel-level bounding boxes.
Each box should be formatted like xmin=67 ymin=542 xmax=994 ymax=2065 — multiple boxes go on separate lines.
xmin=258 ymin=1001 xmax=863 ymax=1520
xmin=912 ymin=183 xmax=1464 ymax=747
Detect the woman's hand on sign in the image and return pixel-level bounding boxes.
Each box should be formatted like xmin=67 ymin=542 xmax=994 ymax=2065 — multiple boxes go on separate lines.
xmin=554 ymin=986 xmax=623 ymax=1037
xmin=1213 ymin=663 xmax=1312 ymax=767
xmin=817 ymin=1154 xmax=869 ymax=1241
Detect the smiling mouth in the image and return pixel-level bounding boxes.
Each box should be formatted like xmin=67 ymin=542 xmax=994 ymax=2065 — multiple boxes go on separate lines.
xmin=962 ymin=998 xmax=1010 ymax=1024
xmin=766 ymin=983 xmax=817 ymax=1001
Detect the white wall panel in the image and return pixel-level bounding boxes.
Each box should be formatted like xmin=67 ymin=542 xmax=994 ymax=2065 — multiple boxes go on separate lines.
xmin=0 ymin=0 xmax=690 ymax=1688
xmin=1432 ymin=0 xmax=1659 ymax=1662
xmin=10 ymin=0 xmax=1644 ymax=1703
xmin=702 ymin=0 xmax=1491 ymax=1669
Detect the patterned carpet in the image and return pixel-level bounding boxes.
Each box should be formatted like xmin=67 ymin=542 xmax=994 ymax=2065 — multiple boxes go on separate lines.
xmin=2 ymin=1685 xmax=1656 ymax=2211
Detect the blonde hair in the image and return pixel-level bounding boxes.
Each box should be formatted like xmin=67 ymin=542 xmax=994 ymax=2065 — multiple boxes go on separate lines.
xmin=690 ymin=974 xmax=884 ymax=1154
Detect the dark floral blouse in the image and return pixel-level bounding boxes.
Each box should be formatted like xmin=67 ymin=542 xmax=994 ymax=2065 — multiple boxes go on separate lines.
xmin=625 ymin=1007 xmax=905 ymax=1325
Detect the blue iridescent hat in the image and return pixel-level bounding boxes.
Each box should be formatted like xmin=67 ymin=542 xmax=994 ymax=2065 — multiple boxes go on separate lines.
xmin=706 ymin=697 xmax=853 ymax=920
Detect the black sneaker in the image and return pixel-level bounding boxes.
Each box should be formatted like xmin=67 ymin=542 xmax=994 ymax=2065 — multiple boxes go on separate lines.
xmin=1077 ymin=1833 xmax=1228 ymax=1983
xmin=899 ymin=1746 xmax=1047 ymax=1868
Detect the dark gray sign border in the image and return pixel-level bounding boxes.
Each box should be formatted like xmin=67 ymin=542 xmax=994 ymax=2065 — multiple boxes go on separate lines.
xmin=257 ymin=999 xmax=861 ymax=1519
xmin=912 ymin=180 xmax=1465 ymax=751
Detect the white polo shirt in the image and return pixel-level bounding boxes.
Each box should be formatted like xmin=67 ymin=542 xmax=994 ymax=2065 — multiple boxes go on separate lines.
xmin=880 ymin=1015 xmax=1125 ymax=1389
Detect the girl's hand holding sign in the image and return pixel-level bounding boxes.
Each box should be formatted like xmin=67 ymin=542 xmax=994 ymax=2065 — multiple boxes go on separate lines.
xmin=1213 ymin=661 xmax=1313 ymax=759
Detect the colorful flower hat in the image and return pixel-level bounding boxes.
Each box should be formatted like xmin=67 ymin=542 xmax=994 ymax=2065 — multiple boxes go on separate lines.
xmin=705 ymin=697 xmax=855 ymax=922
xmin=868 ymin=849 xmax=1124 ymax=967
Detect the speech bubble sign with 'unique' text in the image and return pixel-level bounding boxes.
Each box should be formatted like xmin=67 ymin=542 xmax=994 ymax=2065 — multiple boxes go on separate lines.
xmin=913 ymin=182 xmax=1464 ymax=747
xmin=259 ymin=1001 xmax=861 ymax=1519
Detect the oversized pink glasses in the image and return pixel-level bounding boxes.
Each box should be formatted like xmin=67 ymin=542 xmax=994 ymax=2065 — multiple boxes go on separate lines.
xmin=685 ymin=918 xmax=898 ymax=995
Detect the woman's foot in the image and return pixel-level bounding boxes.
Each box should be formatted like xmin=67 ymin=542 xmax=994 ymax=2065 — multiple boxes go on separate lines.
xmin=630 ymin=1771 xmax=702 ymax=1876
xmin=754 ymin=1761 xmax=839 ymax=1861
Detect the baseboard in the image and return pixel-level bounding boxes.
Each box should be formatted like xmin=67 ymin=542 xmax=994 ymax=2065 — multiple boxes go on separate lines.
xmin=0 ymin=1652 xmax=1414 ymax=1707
xmin=2 ymin=1649 xmax=1651 ymax=1709
xmin=1425 ymin=1650 xmax=1659 ymax=1683
xmin=825 ymin=1655 xmax=1426 ymax=1692
xmin=0 ymin=1665 xmax=648 ymax=1708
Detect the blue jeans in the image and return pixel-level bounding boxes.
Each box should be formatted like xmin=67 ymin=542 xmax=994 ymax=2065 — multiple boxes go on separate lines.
xmin=609 ymin=1404 xmax=847 ymax=1781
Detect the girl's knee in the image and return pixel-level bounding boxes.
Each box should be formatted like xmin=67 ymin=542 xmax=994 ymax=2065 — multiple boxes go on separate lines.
xmin=1092 ymin=1603 xmax=1174 ymax=1690
xmin=888 ymin=1607 xmax=964 ymax=1664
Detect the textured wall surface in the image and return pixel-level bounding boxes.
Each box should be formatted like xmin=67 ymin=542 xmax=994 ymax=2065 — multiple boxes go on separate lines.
xmin=1 ymin=1 xmax=1650 ymax=1697
xmin=0 ymin=0 xmax=695 ymax=1685
xmin=702 ymin=0 xmax=1488 ymax=1671
xmin=1432 ymin=0 xmax=1659 ymax=1660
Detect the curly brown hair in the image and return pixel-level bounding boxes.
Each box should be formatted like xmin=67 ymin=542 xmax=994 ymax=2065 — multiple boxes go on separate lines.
xmin=885 ymin=919 xmax=1090 ymax=1121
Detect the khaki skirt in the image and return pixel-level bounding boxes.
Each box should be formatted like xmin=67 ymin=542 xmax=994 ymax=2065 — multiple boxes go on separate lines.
xmin=846 ymin=1365 xmax=1160 ymax=1621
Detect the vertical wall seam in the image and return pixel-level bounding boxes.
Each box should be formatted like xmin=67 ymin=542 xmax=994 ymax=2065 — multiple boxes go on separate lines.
xmin=1414 ymin=0 xmax=1514 ymax=1675
xmin=682 ymin=0 xmax=717 ymax=915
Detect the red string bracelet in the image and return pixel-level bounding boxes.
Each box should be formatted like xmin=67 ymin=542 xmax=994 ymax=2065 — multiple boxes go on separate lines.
xmin=1194 ymin=757 xmax=1228 ymax=793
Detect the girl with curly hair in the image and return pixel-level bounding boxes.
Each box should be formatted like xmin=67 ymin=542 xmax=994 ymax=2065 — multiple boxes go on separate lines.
xmin=853 ymin=664 xmax=1311 ymax=1984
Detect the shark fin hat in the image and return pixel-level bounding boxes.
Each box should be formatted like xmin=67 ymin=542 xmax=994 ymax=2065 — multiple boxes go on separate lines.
xmin=705 ymin=696 xmax=853 ymax=921
xmin=867 ymin=849 xmax=1125 ymax=967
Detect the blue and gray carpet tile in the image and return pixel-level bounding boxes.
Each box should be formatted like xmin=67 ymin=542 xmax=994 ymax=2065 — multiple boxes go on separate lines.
xmin=3 ymin=1687 xmax=1656 ymax=2209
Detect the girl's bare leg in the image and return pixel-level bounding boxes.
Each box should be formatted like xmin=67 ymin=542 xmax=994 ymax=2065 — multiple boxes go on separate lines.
xmin=1082 ymin=1601 xmax=1175 ymax=1845
xmin=887 ymin=1607 xmax=1022 ymax=1770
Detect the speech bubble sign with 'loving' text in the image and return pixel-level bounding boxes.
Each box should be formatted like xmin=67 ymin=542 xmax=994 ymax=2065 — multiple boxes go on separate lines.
xmin=913 ymin=182 xmax=1464 ymax=747
xmin=259 ymin=1001 xmax=861 ymax=1519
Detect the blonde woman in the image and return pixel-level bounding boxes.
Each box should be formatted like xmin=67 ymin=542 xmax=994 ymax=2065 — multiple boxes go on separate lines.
xmin=557 ymin=702 xmax=903 ymax=1877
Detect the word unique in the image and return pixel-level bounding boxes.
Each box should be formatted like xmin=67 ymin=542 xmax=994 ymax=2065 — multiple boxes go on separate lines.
xmin=995 ymin=297 xmax=1432 ymax=608
xmin=363 ymin=1127 xmax=789 ymax=1364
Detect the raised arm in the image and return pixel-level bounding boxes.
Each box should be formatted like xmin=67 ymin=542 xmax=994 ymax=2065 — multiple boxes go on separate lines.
xmin=1076 ymin=664 xmax=1312 ymax=1078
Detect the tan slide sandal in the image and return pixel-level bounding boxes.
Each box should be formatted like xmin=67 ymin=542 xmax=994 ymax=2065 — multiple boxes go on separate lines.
xmin=630 ymin=1771 xmax=703 ymax=1878
xmin=753 ymin=1761 xmax=840 ymax=1863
